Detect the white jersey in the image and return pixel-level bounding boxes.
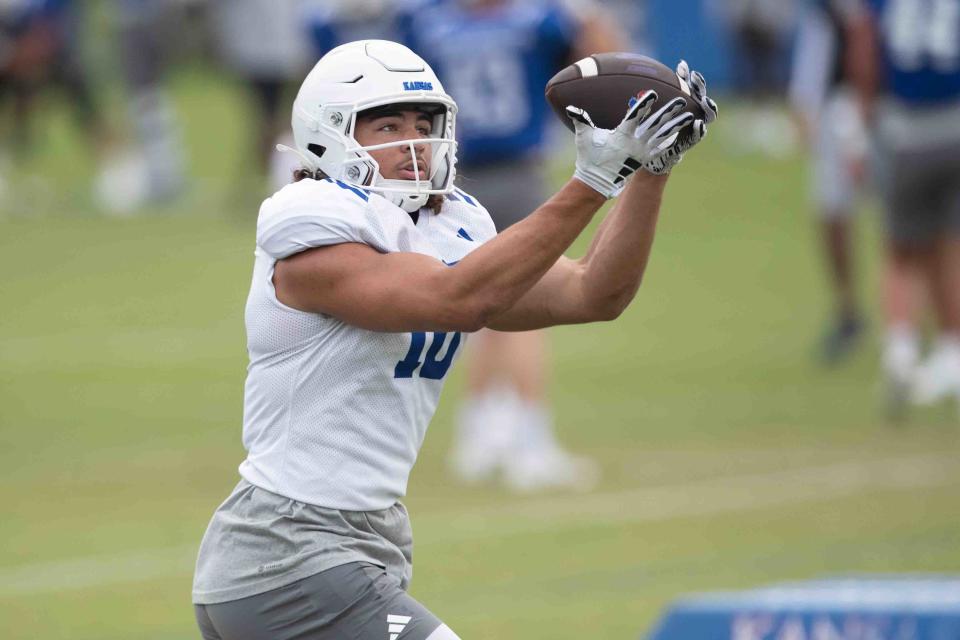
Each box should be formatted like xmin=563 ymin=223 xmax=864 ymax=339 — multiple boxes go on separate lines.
xmin=239 ymin=178 xmax=497 ymax=511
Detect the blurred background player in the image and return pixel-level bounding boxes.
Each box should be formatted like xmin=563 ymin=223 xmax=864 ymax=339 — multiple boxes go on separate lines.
xmin=209 ymin=0 xmax=311 ymax=192
xmin=602 ymin=0 xmax=653 ymax=56
xmin=0 ymin=0 xmax=186 ymax=214
xmin=307 ymin=0 xmax=401 ymax=52
xmin=1 ymin=1 xmax=59 ymax=158
xmin=0 ymin=0 xmax=114 ymax=202
xmin=714 ymin=0 xmax=800 ymax=156
xmin=397 ymin=0 xmax=628 ymax=492
xmin=848 ymin=0 xmax=960 ymax=416
xmin=96 ymin=0 xmax=186 ymax=214
xmin=789 ymin=0 xmax=868 ymax=364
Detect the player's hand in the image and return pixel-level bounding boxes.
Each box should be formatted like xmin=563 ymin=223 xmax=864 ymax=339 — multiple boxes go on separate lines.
xmin=643 ymin=61 xmax=718 ymax=176
xmin=678 ymin=60 xmax=718 ymax=124
xmin=567 ymin=91 xmax=693 ymax=198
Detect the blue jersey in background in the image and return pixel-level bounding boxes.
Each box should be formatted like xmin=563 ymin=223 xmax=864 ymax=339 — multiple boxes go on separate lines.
xmin=869 ymin=0 xmax=960 ymax=104
xmin=398 ymin=0 xmax=580 ymax=166
xmin=1 ymin=0 xmax=62 ymax=30
xmin=307 ymin=3 xmax=401 ymax=55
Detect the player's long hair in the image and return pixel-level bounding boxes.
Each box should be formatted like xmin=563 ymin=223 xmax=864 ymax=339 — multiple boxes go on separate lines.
xmin=292 ymin=168 xmax=444 ymax=214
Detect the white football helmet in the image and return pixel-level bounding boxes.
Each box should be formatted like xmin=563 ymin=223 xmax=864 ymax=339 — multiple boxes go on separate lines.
xmin=284 ymin=40 xmax=458 ymax=212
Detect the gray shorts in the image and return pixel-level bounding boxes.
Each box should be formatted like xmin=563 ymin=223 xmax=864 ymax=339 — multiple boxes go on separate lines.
xmin=812 ymin=91 xmax=864 ymax=217
xmin=194 ymin=562 xmax=448 ymax=640
xmin=193 ymin=480 xmax=413 ymax=605
xmin=456 ymin=157 xmax=549 ymax=232
xmin=878 ymin=142 xmax=960 ymax=245
xmin=874 ymin=101 xmax=960 ymax=246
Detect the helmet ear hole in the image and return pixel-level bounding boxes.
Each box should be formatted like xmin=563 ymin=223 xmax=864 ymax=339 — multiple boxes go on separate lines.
xmin=308 ymin=143 xmax=327 ymax=159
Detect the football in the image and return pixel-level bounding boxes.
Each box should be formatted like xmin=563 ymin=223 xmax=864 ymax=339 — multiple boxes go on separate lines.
xmin=545 ymin=53 xmax=705 ymax=141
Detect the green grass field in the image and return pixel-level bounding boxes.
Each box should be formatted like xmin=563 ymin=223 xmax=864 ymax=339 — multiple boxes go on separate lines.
xmin=1 ymin=66 xmax=958 ymax=639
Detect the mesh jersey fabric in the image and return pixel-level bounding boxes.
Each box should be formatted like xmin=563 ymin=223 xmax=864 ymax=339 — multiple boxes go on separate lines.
xmin=240 ymin=178 xmax=497 ymax=511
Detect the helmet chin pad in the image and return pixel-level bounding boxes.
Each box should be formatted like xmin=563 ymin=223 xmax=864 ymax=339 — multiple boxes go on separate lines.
xmin=378 ymin=178 xmax=431 ymax=213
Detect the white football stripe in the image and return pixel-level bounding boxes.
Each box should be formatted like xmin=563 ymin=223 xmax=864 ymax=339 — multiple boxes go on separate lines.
xmin=388 ymin=615 xmax=413 ymax=624
xmin=574 ymin=56 xmax=599 ymax=78
xmin=677 ymin=74 xmax=692 ymax=96
xmin=389 ymin=624 xmax=407 ymax=633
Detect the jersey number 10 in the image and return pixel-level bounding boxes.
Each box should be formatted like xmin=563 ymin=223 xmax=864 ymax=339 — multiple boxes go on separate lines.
xmin=394 ymin=332 xmax=462 ymax=380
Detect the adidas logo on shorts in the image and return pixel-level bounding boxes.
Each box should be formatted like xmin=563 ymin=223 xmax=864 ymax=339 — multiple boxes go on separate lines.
xmin=388 ymin=614 xmax=412 ymax=639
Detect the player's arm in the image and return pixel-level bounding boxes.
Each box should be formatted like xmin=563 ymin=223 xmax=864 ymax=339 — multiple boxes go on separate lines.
xmin=845 ymin=0 xmax=880 ymax=124
xmin=487 ymin=63 xmax=718 ymax=331
xmin=788 ymin=2 xmax=835 ymax=144
xmin=485 ymin=171 xmax=667 ymax=331
xmin=273 ymin=179 xmax=605 ymax=333
xmin=273 ymin=94 xmax=689 ymax=334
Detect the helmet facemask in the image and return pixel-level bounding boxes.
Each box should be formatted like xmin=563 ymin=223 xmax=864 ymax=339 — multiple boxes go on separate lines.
xmin=287 ymin=96 xmax=458 ymax=213
xmin=344 ymin=100 xmax=458 ymax=212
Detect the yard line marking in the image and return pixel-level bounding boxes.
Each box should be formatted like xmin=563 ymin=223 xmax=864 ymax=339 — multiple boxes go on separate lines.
xmin=1 ymin=454 xmax=957 ymax=596
xmin=0 ymin=545 xmax=196 ymax=597
xmin=414 ymin=453 xmax=960 ymax=544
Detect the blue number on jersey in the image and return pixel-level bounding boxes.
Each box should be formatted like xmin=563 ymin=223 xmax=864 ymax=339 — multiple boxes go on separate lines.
xmin=872 ymin=0 xmax=960 ymax=103
xmin=394 ymin=331 xmax=462 ymax=379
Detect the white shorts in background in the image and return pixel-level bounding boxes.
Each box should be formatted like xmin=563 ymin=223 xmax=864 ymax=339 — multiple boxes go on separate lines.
xmin=812 ymin=90 xmax=866 ymax=218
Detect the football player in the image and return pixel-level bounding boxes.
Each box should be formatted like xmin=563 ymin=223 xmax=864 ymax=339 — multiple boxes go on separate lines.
xmin=717 ymin=0 xmax=800 ymax=156
xmin=397 ymin=0 xmax=628 ymax=492
xmin=848 ymin=0 xmax=960 ymax=415
xmin=789 ymin=0 xmax=868 ymax=363
xmin=209 ymin=0 xmax=312 ymax=179
xmin=193 ymin=40 xmax=716 ymax=640
xmin=0 ymin=1 xmax=112 ymax=196
xmin=96 ymin=0 xmax=185 ymax=213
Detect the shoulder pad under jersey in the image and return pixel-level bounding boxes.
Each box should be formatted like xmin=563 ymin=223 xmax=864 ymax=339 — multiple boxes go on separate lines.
xmin=257 ymin=178 xmax=401 ymax=259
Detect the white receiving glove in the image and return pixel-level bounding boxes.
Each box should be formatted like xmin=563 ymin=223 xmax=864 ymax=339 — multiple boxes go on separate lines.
xmin=678 ymin=60 xmax=719 ymax=125
xmin=568 ymin=90 xmax=694 ymax=198
xmin=643 ymin=61 xmax=719 ymax=176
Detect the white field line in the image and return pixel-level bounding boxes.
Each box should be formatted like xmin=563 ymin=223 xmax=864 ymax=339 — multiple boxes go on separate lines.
xmin=414 ymin=453 xmax=960 ymax=543
xmin=1 ymin=454 xmax=957 ymax=597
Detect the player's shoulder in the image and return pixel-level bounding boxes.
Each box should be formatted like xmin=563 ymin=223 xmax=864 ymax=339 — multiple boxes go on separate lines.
xmin=445 ymin=187 xmax=483 ymax=211
xmin=440 ymin=188 xmax=498 ymax=242
xmin=268 ymin=177 xmax=371 ymax=211
xmin=256 ymin=178 xmax=384 ymax=259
